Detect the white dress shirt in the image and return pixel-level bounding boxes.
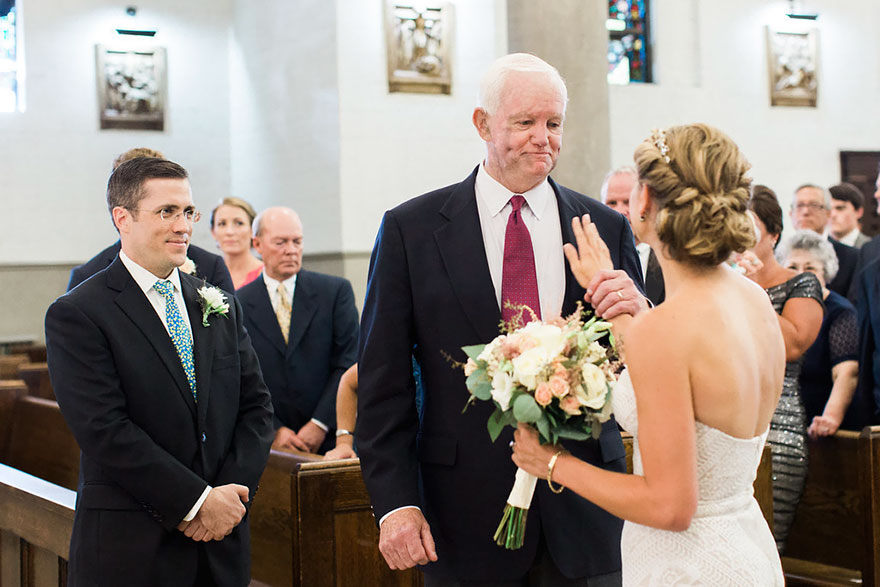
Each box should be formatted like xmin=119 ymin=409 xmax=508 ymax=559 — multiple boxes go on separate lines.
xmin=838 ymin=227 xmax=862 ymax=248
xmin=260 ymin=271 xmax=328 ymax=432
xmin=118 ymin=250 xmax=210 ymax=522
xmin=474 ymin=162 xmax=565 ymax=320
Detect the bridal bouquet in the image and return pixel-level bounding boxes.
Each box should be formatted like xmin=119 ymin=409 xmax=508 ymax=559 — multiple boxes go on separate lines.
xmin=459 ymin=303 xmax=621 ymax=549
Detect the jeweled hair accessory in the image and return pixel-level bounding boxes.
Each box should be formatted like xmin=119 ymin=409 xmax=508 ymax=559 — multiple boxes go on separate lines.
xmin=652 ymin=128 xmax=672 ymax=164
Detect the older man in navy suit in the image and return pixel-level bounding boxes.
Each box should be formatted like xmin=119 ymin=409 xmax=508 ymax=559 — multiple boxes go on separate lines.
xmin=357 ymin=53 xmax=647 ymax=586
xmin=237 ymin=207 xmax=359 ymax=454
xmin=45 ymin=157 xmax=275 ymax=586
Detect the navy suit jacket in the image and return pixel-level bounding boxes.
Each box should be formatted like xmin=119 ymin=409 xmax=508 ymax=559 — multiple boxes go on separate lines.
xmin=856 ymin=257 xmax=880 ymax=424
xmin=827 ymin=237 xmax=858 ymax=298
xmin=849 ymin=236 xmax=880 ymax=304
xmin=356 ymin=168 xmax=643 ymax=581
xmin=68 ymin=241 xmax=234 ymax=294
xmin=237 ymin=270 xmax=359 ymax=440
xmin=644 ymin=248 xmax=666 ymax=306
xmin=45 ymin=258 xmax=274 ymax=587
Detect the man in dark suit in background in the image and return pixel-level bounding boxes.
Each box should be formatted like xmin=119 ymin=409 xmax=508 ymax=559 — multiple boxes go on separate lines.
xmin=790 ymin=183 xmax=858 ymax=297
xmin=357 ymin=53 xmax=647 ymax=585
xmin=601 ymin=166 xmax=665 ymax=305
xmin=67 ymin=147 xmax=234 ymax=293
xmin=45 ymin=157 xmax=275 ymax=586
xmin=237 ymin=207 xmax=359 ymax=454
xmin=856 ymin=256 xmax=880 ymax=424
xmin=850 ymin=174 xmax=880 ymax=304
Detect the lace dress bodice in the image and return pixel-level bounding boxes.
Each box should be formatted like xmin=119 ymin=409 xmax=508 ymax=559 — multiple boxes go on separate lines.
xmin=611 ymin=369 xmax=784 ymax=585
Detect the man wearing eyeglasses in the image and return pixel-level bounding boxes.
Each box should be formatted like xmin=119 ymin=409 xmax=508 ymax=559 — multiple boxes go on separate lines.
xmin=66 ymin=147 xmax=234 ymax=293
xmin=45 ymin=157 xmax=275 ymax=586
xmin=790 ymin=183 xmax=858 ymax=296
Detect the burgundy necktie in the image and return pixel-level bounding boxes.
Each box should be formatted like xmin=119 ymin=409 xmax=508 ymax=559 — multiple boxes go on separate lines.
xmin=501 ymin=195 xmax=541 ymax=325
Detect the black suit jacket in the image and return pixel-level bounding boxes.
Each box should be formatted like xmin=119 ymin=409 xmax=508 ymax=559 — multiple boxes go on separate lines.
xmin=849 ymin=236 xmax=880 ymax=304
xmin=45 ymin=259 xmax=274 ymax=587
xmin=827 ymin=237 xmax=858 ymax=298
xmin=356 ymin=168 xmax=643 ymax=581
xmin=67 ymin=240 xmax=234 ymax=294
xmin=644 ymin=248 xmax=666 ymax=306
xmin=856 ymin=257 xmax=880 ymax=424
xmin=237 ymin=270 xmax=359 ymax=443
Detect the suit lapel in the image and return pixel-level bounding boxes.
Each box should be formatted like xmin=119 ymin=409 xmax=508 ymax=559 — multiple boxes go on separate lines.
xmin=287 ymin=271 xmax=318 ymax=354
xmin=552 ymin=179 xmax=587 ymax=318
xmin=242 ymin=275 xmax=288 ymax=355
xmin=434 ymin=169 xmax=503 ymax=343
xmin=107 ymin=260 xmax=197 ymax=418
xmin=182 ymin=276 xmax=216 ymax=420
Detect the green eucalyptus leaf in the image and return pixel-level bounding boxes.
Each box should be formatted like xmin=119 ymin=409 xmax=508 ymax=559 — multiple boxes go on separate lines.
xmin=462 ymin=344 xmax=487 ymax=361
xmin=466 ymin=368 xmax=492 ymax=401
xmin=513 ymin=394 xmax=542 ymax=423
xmin=487 ymin=407 xmax=506 ymax=442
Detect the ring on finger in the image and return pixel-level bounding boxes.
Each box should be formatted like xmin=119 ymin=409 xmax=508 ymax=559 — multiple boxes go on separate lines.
xmin=616 ymin=290 xmax=624 ymax=300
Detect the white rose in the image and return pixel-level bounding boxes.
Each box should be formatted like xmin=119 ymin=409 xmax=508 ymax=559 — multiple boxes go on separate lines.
xmin=584 ymin=341 xmax=606 ymax=363
xmin=576 ymin=363 xmax=608 ymax=410
xmin=491 ymin=369 xmax=515 ymax=411
xmin=180 ymin=257 xmax=197 ymax=275
xmin=520 ymin=322 xmax=566 ymax=355
xmin=198 ymin=286 xmax=228 ymax=310
xmin=511 ymin=346 xmax=550 ymax=390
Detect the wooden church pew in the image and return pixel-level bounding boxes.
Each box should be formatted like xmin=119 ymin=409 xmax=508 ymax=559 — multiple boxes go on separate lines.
xmin=18 ymin=362 xmax=54 ymax=400
xmin=782 ymin=426 xmax=880 ymax=586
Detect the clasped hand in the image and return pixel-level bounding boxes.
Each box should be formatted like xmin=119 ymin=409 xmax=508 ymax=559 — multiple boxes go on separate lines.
xmin=272 ymin=422 xmax=327 ymax=453
xmin=564 ymin=215 xmax=647 ymax=319
xmin=176 ymin=483 xmax=249 ymax=542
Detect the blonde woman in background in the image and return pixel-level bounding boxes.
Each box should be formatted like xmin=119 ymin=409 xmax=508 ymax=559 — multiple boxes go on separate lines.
xmin=211 ymin=197 xmax=263 ymax=289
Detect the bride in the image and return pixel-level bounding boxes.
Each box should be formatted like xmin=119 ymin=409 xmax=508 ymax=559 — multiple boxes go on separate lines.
xmin=512 ymin=123 xmax=785 ymax=585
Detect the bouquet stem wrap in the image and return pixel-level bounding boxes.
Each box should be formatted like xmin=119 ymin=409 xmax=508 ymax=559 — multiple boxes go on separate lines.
xmin=493 ymin=467 xmax=537 ymax=549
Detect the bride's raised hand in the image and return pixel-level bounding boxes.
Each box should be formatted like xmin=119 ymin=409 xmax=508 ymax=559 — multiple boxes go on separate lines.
xmin=563 ymin=214 xmax=614 ymax=288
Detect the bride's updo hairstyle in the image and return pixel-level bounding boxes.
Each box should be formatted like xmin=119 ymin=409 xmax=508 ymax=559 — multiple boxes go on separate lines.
xmin=633 ymin=123 xmax=755 ymax=266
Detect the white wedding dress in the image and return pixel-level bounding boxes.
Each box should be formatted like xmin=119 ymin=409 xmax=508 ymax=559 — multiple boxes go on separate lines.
xmin=611 ymin=369 xmax=784 ymax=586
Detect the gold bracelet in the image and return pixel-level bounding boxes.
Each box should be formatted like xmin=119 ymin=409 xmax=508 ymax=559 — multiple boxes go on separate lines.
xmin=547 ymin=450 xmax=566 ymax=494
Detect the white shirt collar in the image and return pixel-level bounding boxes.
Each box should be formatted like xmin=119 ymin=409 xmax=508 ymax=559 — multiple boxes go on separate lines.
xmin=838 ymin=227 xmax=861 ymax=247
xmin=119 ymin=250 xmax=184 ymax=295
xmin=476 ymin=162 xmax=551 ymax=219
xmin=263 ymin=271 xmax=297 ymax=295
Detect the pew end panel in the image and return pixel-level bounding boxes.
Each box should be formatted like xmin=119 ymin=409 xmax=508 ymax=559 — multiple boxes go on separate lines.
xmin=293 ymin=459 xmax=423 ymax=587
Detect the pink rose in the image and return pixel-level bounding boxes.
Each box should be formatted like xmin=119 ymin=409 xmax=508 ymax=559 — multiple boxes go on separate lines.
xmin=561 ymin=395 xmax=581 ymax=415
xmin=549 ymin=376 xmax=569 ymax=398
xmin=464 ymin=358 xmax=479 ymax=377
xmin=500 ymin=338 xmax=521 ymax=360
xmin=534 ymin=382 xmax=553 ymax=407
xmin=552 ymin=360 xmax=569 ymax=382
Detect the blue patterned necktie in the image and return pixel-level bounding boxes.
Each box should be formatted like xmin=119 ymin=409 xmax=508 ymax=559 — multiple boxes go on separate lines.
xmin=154 ymin=280 xmax=197 ymax=400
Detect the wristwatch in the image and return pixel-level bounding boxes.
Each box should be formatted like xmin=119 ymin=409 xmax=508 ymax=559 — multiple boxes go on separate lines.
xmin=335 ymin=429 xmax=353 ymax=437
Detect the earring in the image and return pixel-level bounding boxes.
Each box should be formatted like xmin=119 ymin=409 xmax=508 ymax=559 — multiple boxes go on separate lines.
xmin=639 ymin=214 xmax=646 ymax=221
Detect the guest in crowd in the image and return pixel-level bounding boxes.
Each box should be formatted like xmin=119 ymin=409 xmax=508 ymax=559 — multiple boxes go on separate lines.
xmin=323 ymin=363 xmax=358 ymax=460
xmin=601 ymin=166 xmax=665 ymax=305
xmin=790 ymin=183 xmax=858 ymax=296
xmin=778 ymin=230 xmax=861 ymax=437
xmin=357 ymin=53 xmax=646 ymax=584
xmin=856 ymin=255 xmax=880 ymax=425
xmin=46 ymin=157 xmax=275 ymax=586
xmin=748 ymin=185 xmax=824 ymax=552
xmin=829 ymin=183 xmax=871 ymax=249
xmin=850 ymin=173 xmax=880 ymax=304
xmin=68 ymin=147 xmax=234 ymax=293
xmin=237 ymin=207 xmax=359 ymax=454
xmin=210 ymin=197 xmax=263 ymax=289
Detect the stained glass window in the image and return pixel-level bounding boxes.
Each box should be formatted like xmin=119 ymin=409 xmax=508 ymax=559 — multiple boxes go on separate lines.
xmin=607 ymin=0 xmax=652 ymax=85
xmin=0 ymin=0 xmax=20 ymax=112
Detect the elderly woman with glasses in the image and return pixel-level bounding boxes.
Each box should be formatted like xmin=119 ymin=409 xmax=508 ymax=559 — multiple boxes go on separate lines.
xmin=777 ymin=230 xmax=860 ymax=438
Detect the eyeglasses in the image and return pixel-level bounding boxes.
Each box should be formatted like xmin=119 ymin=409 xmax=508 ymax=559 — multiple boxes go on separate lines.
xmin=792 ymin=202 xmax=826 ymax=212
xmin=133 ymin=207 xmax=202 ymax=224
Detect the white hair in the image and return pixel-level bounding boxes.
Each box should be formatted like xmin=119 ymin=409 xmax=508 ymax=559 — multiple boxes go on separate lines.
xmin=477 ymin=53 xmax=568 ymax=116
xmin=600 ymin=166 xmax=638 ymax=202
xmin=776 ymin=229 xmax=839 ymax=282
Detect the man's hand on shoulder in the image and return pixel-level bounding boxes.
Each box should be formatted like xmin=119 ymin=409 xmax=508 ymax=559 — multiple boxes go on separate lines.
xmin=273 ymin=425 xmax=309 ymax=451
xmin=378 ymin=508 xmax=438 ymax=570
xmin=189 ymin=484 xmax=249 ymax=539
xmin=296 ymin=421 xmax=327 ymax=453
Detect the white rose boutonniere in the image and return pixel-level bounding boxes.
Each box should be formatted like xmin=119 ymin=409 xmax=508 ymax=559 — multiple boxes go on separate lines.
xmin=197 ymin=283 xmax=230 ymax=327
xmin=180 ymin=257 xmax=197 ymax=275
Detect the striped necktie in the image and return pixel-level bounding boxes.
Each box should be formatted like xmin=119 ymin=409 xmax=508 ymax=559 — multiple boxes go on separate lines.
xmin=153 ymin=280 xmax=197 ymax=400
